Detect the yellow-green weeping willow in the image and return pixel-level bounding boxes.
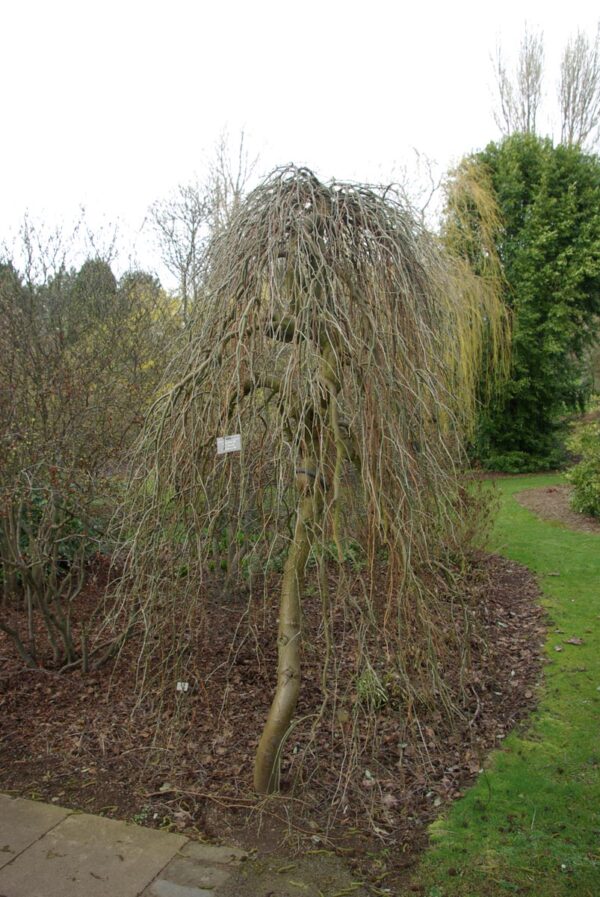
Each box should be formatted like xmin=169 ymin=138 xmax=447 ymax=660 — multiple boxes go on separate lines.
xmin=115 ymin=167 xmax=508 ymax=795
xmin=442 ymin=158 xmax=510 ymax=421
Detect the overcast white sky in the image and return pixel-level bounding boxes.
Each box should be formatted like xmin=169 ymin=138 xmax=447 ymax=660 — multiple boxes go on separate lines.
xmin=1 ymin=0 xmax=598 ymax=276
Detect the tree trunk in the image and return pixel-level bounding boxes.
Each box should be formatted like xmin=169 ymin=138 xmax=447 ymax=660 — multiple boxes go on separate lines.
xmin=253 ymin=473 xmax=319 ymax=794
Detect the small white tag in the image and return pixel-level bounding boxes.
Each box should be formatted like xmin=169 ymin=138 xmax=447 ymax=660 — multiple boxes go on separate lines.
xmin=176 ymin=681 xmax=189 ymax=693
xmin=216 ymin=434 xmax=241 ymax=454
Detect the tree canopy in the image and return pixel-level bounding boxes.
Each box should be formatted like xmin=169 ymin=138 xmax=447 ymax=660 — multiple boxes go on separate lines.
xmin=446 ymin=134 xmax=600 ymax=470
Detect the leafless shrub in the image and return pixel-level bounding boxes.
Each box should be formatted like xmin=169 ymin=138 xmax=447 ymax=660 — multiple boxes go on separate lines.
xmin=0 ymin=220 xmax=177 ymax=670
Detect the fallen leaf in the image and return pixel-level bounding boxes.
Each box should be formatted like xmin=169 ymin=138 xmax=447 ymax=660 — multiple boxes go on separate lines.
xmin=565 ymin=637 xmax=584 ymax=645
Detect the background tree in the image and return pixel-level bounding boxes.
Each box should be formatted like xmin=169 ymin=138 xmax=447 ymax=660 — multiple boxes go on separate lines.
xmin=446 ymin=134 xmax=600 ymax=471
xmin=494 ymin=27 xmax=544 ymax=137
xmin=207 ymin=129 xmax=259 ymax=235
xmin=148 ymin=131 xmax=259 ymax=322
xmin=493 ymin=23 xmax=600 ymax=150
xmin=559 ymin=26 xmax=600 ymax=149
xmin=147 ymin=182 xmax=208 ymax=324
xmin=117 ymin=166 xmax=506 ymax=796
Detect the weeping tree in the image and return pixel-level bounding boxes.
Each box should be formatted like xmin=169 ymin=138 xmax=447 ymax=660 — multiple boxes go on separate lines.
xmin=446 ymin=137 xmax=600 ymax=470
xmin=117 ymin=167 xmax=507 ymax=796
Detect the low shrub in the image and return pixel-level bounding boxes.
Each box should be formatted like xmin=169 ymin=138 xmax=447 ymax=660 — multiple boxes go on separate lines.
xmin=567 ymin=419 xmax=600 ymax=517
xmin=481 ymin=448 xmax=565 ymax=474
xmin=0 ymin=465 xmax=114 ymax=669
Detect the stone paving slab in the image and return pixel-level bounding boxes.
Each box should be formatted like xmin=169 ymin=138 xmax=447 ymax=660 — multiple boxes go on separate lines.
xmin=158 ymin=855 xmax=231 ymax=889
xmin=179 ymin=841 xmax=248 ymax=865
xmin=0 ymin=808 xmax=186 ymax=897
xmin=0 ymin=795 xmax=70 ymax=870
xmin=142 ymin=839 xmax=248 ymax=897
xmin=145 ymin=882 xmax=216 ymax=897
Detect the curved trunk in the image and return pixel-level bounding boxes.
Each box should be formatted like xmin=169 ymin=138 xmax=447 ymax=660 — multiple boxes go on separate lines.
xmin=253 ymin=482 xmax=319 ymax=794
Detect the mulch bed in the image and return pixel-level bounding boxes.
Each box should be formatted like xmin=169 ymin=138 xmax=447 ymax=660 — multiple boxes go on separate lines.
xmin=0 ymin=552 xmax=545 ymax=891
xmin=515 ymin=483 xmax=600 ymax=535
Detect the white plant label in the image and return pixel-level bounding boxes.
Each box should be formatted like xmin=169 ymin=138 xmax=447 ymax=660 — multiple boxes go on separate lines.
xmin=216 ymin=434 xmax=241 ymax=455
xmin=176 ymin=681 xmax=189 ymax=693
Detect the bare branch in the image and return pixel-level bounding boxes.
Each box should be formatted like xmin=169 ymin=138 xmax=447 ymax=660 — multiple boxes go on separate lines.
xmin=493 ymin=27 xmax=544 ymax=136
xmin=207 ymin=128 xmax=260 ymax=234
xmin=147 ymin=181 xmax=210 ymax=323
xmin=559 ymin=25 xmax=600 ymax=148
xmin=147 ymin=131 xmax=259 ymax=322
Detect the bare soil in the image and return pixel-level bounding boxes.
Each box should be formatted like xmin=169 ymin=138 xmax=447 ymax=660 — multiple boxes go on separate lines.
xmin=0 ymin=553 xmax=545 ymax=893
xmin=515 ymin=483 xmax=600 ymax=535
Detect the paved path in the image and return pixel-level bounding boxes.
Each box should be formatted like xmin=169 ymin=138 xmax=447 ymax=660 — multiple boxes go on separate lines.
xmin=0 ymin=794 xmax=369 ymax=897
xmin=0 ymin=794 xmax=246 ymax=897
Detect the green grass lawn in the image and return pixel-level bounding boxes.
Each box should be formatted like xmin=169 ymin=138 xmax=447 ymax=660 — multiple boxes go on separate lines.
xmin=401 ymin=474 xmax=600 ymax=897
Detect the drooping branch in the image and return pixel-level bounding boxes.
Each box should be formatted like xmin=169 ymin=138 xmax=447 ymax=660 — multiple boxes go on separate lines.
xmin=115 ymin=165 xmax=508 ymax=803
